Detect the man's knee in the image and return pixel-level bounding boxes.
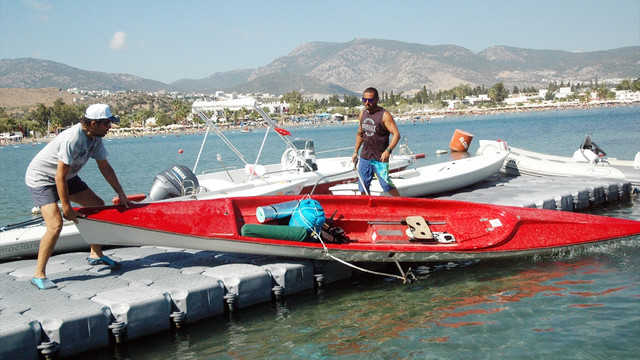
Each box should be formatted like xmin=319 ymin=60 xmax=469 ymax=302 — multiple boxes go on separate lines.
xmin=47 ymin=220 xmax=64 ymax=234
xmin=41 ymin=204 xmax=63 ymax=234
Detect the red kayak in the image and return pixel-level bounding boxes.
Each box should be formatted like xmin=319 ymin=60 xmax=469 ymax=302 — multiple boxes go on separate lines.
xmin=76 ymin=195 xmax=640 ymax=263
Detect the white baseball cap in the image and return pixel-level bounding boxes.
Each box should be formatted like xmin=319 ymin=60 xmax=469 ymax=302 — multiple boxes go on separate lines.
xmin=84 ymin=104 xmax=120 ymax=123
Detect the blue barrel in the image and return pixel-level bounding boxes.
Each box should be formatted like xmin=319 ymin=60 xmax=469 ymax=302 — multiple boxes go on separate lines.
xmin=256 ymin=200 xmax=299 ymax=223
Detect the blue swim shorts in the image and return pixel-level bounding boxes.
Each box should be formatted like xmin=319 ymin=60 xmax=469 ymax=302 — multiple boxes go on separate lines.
xmin=27 ymin=176 xmax=89 ymax=207
xmin=357 ymin=158 xmax=396 ymax=194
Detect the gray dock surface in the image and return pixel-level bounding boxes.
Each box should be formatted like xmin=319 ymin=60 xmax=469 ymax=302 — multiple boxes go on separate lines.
xmin=1 ymin=248 xmax=358 ymax=359
xmin=434 ymin=174 xmax=635 ymax=210
xmin=1 ymin=174 xmax=636 ymax=359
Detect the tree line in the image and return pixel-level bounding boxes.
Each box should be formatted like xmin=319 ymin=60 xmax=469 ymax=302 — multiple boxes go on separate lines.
xmin=1 ymin=78 xmax=638 ymax=136
xmin=281 ymin=78 xmax=639 ymax=116
xmin=0 ymin=96 xmax=192 ymax=136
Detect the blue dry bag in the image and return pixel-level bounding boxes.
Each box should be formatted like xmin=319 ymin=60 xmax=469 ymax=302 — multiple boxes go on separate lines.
xmin=289 ymin=199 xmax=325 ymax=234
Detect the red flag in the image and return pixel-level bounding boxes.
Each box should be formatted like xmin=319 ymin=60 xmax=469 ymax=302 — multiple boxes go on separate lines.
xmin=274 ymin=127 xmax=292 ymax=136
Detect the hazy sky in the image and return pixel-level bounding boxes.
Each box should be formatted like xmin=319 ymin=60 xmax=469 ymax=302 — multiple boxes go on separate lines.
xmin=2 ymin=0 xmax=638 ymax=83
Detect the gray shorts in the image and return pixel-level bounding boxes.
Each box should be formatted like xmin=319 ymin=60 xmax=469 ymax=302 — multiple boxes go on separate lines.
xmin=27 ymin=176 xmax=90 ymax=207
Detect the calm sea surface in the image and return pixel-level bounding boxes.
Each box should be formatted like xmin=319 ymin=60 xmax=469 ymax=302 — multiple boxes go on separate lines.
xmin=1 ymin=106 xmax=639 ymax=359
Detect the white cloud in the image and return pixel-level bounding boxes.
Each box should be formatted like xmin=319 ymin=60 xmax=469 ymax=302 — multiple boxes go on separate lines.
xmin=109 ymin=31 xmax=127 ymax=51
xmin=22 ymin=0 xmax=52 ymax=11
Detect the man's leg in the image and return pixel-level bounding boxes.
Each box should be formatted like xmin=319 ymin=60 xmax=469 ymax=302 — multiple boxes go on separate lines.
xmin=69 ymin=188 xmax=107 ymax=258
xmin=357 ymin=158 xmax=374 ymax=195
xmin=387 ymin=187 xmax=401 ymax=196
xmin=34 ymin=202 xmax=63 ymax=279
xmin=373 ymin=161 xmax=400 ymax=196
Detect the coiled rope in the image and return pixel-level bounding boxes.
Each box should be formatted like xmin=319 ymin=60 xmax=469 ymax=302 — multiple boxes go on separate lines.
xmin=294 ymin=195 xmax=415 ymax=283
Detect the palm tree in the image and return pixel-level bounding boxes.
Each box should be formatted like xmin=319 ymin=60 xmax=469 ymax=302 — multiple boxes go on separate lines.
xmin=223 ymin=108 xmax=232 ymax=124
xmin=238 ymin=107 xmax=247 ymax=122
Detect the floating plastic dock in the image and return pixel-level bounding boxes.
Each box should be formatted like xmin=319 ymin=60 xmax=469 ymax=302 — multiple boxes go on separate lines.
xmin=434 ymin=174 xmax=634 ymax=211
xmin=1 ymin=174 xmax=636 ymax=359
xmin=0 ymin=248 xmax=359 ymax=359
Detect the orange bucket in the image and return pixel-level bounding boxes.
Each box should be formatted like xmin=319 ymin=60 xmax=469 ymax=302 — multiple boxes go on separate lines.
xmin=449 ymin=129 xmax=474 ymax=152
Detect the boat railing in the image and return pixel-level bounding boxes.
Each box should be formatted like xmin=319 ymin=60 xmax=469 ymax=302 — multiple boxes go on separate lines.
xmin=1 ymin=217 xmax=45 ymax=231
xmin=180 ymin=179 xmax=199 ymax=197
xmin=199 ymin=166 xmax=240 ymax=175
xmin=313 ymin=142 xmax=414 ymax=159
xmin=308 ymin=168 xmax=358 ymax=194
xmin=315 ymin=147 xmax=355 ymax=157
xmin=397 ymin=142 xmax=415 ymax=157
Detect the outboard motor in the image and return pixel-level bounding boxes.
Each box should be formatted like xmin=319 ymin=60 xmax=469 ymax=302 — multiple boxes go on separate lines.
xmin=291 ymin=138 xmax=318 ymax=172
xmin=148 ymin=165 xmax=199 ymax=201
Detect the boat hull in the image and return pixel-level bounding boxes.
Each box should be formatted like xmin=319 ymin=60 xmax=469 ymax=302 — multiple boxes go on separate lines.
xmin=478 ymin=140 xmax=639 ymax=186
xmin=76 ymin=195 xmax=640 ymax=263
xmin=330 ymin=149 xmax=508 ymax=196
xmin=0 ymin=180 xmax=306 ymax=260
xmin=0 ymin=220 xmax=86 ymax=260
xmin=196 ymin=155 xmax=415 ymax=196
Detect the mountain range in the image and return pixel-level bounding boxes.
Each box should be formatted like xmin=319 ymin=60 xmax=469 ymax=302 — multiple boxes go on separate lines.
xmin=1 ymin=39 xmax=638 ymax=96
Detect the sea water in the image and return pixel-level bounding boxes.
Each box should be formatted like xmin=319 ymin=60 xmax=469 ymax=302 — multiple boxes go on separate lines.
xmin=1 ymin=106 xmax=639 ymax=359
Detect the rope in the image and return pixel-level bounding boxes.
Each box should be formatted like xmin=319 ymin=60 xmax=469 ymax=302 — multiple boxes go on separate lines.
xmin=294 ymin=195 xmax=415 ymax=283
xmin=321 ymin=248 xmax=414 ymax=283
xmin=291 ymin=194 xmax=320 ymax=234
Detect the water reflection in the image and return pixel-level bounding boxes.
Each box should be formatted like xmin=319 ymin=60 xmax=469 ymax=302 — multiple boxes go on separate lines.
xmin=62 ymin=232 xmax=638 ymax=359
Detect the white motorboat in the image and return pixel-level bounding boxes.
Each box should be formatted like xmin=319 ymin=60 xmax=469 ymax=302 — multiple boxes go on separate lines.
xmin=329 ymin=148 xmax=509 ymax=197
xmin=146 ymin=102 xmax=418 ymax=201
xmin=0 ymin=218 xmax=86 ymax=260
xmin=477 ymin=136 xmax=640 ymax=186
xmin=189 ymin=139 xmax=417 ymax=197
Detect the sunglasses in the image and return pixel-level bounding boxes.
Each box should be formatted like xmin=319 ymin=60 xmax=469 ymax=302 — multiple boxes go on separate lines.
xmin=361 ymin=98 xmax=377 ymax=103
xmin=99 ymin=120 xmax=112 ymax=126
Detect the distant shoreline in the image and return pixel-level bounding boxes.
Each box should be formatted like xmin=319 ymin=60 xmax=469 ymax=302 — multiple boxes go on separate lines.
xmin=8 ymin=99 xmax=638 ymax=144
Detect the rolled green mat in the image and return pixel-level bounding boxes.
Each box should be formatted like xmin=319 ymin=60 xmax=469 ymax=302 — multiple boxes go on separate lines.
xmin=240 ymin=224 xmax=309 ymax=242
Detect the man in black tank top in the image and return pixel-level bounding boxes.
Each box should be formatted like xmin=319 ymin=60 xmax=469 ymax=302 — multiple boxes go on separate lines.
xmin=351 ymin=87 xmax=401 ymax=196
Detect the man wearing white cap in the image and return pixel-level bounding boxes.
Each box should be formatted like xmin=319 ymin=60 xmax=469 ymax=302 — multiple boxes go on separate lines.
xmin=25 ymin=104 xmax=133 ymax=290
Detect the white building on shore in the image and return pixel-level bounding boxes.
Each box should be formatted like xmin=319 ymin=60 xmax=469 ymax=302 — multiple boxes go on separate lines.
xmin=192 ymin=97 xmax=290 ymax=121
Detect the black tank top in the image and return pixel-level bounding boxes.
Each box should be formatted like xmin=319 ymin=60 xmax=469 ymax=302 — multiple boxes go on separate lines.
xmin=360 ymin=107 xmax=390 ymax=161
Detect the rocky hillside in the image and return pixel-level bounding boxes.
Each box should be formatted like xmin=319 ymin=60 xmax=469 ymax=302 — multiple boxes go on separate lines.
xmin=2 ymin=39 xmax=638 ymax=95
xmin=232 ymin=39 xmax=638 ymax=94
xmin=0 ymin=58 xmax=168 ymax=92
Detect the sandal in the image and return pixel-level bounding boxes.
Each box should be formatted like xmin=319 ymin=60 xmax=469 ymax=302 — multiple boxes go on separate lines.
xmin=87 ymin=256 xmax=121 ymax=268
xmin=31 ymin=277 xmax=57 ymax=290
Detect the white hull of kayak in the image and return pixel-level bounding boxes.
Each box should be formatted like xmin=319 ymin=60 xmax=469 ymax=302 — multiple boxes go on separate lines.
xmin=1 ymin=179 xmax=307 ymax=260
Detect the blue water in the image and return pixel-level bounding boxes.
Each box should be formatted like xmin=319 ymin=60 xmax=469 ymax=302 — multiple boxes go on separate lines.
xmin=2 ymin=106 xmax=640 ymax=359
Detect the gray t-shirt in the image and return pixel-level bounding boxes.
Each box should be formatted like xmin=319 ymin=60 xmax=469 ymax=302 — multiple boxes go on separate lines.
xmin=25 ymin=123 xmax=108 ymax=188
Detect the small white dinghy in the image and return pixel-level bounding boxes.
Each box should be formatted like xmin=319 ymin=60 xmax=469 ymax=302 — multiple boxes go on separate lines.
xmin=478 ymin=135 xmax=640 ymax=186
xmin=329 ymin=148 xmax=509 ymax=197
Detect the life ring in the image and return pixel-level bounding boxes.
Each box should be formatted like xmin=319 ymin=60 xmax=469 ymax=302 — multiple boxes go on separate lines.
xmin=281 ymin=148 xmax=298 ymax=170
